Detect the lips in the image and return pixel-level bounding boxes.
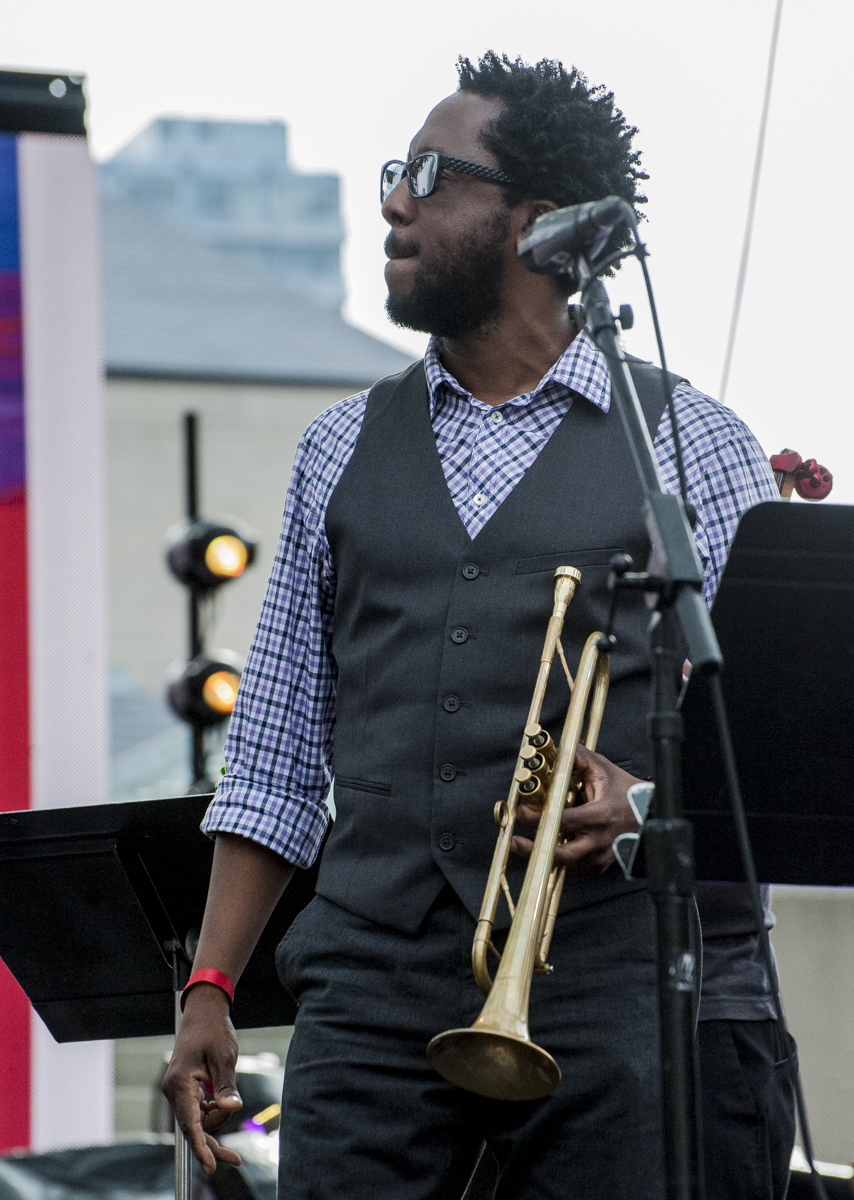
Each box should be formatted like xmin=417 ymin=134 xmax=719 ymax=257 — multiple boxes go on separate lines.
xmin=385 ymin=232 xmax=418 ymax=260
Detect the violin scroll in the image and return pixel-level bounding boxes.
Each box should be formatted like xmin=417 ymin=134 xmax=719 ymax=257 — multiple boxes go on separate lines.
xmin=769 ymin=449 xmax=833 ymax=501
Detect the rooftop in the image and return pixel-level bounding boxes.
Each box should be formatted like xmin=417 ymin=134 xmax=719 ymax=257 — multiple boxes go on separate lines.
xmin=100 ymin=193 xmax=413 ymax=386
xmin=98 ymin=116 xmax=414 ymax=387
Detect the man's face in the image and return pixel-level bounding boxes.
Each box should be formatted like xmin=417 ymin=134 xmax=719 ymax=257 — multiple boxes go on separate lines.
xmin=382 ymin=92 xmax=516 ymax=338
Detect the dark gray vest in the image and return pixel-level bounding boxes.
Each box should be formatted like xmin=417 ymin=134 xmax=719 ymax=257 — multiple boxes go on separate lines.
xmin=317 ymin=357 xmax=680 ymax=933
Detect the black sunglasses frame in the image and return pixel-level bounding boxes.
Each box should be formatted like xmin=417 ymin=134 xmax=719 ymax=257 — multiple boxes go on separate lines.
xmin=380 ymin=152 xmax=514 ymax=203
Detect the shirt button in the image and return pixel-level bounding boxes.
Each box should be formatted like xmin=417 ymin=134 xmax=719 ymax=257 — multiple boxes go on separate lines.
xmin=439 ymin=764 xmax=457 ymax=781
xmin=473 ymin=493 xmax=487 ymax=507
xmin=462 ymin=564 xmax=479 ymax=580
xmin=443 ymin=695 xmax=461 ymax=713
xmin=438 ymin=833 xmax=456 ymax=851
xmin=451 ymin=627 xmax=468 ymax=644
xmin=490 ymin=409 xmax=504 ymax=424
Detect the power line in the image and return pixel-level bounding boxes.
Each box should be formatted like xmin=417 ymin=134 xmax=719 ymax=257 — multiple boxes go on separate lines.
xmin=719 ymin=0 xmax=784 ymax=404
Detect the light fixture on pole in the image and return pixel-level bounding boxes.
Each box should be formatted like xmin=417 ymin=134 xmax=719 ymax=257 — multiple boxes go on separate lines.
xmin=164 ymin=413 xmax=257 ymax=791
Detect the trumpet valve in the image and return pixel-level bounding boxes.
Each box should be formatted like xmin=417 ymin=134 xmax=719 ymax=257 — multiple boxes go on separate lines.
xmin=514 ymin=767 xmax=541 ymax=795
xmin=523 ymin=722 xmax=552 ymax=753
xmin=515 ymin=724 xmax=555 ymax=808
xmin=523 ymin=725 xmax=556 ymax=765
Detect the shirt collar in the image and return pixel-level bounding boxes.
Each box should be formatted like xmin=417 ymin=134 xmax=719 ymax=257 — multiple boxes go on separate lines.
xmin=423 ymin=329 xmax=612 ymax=416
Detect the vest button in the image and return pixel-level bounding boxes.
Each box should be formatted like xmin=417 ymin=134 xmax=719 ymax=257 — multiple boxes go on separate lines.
xmin=443 ymin=695 xmax=461 ymax=713
xmin=438 ymin=833 xmax=456 ymax=851
xmin=462 ymin=563 xmax=480 ymax=580
xmin=451 ymin=627 xmax=468 ymax=644
xmin=439 ymin=764 xmax=457 ymax=781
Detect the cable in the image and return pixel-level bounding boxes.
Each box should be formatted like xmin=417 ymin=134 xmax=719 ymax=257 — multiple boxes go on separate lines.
xmin=719 ymin=0 xmax=785 ymax=404
xmin=586 ymin=239 xmax=690 ymax=511
xmin=636 ymin=248 xmax=689 ymax=510
xmin=707 ymin=674 xmax=829 ymax=1200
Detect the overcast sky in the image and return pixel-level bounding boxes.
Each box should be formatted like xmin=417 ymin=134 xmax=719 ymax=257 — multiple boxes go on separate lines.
xmin=6 ymin=0 xmax=853 ymax=500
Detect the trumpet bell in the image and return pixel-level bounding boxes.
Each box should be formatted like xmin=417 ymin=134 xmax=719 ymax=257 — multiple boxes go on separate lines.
xmin=426 ymin=1027 xmax=561 ymax=1101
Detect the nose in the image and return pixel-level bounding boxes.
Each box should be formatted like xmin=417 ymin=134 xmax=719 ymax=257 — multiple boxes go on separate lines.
xmin=382 ymin=177 xmax=415 ymax=227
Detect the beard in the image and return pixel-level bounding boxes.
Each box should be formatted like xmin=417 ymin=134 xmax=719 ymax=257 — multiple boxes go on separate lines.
xmin=384 ymin=208 xmax=510 ymax=339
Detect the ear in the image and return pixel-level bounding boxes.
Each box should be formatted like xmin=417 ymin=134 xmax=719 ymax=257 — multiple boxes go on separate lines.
xmin=518 ymin=198 xmax=559 ymax=235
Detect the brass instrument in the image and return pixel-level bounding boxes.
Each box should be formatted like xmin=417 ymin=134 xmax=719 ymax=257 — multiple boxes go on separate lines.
xmin=426 ymin=566 xmax=611 ymax=1101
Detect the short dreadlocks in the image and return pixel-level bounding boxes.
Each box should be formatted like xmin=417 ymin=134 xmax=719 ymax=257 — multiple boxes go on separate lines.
xmin=457 ymin=52 xmax=647 ymax=287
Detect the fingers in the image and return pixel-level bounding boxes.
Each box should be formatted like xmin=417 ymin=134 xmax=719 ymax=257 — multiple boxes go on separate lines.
xmin=205 ymin=1133 xmax=242 ymax=1167
xmin=559 ymin=797 xmax=635 ymax=837
xmin=161 ymin=999 xmax=242 ymax=1175
xmin=510 ymin=747 xmax=641 ymax=875
xmin=168 ymin=1077 xmax=219 ymax=1173
xmin=203 ymin=1074 xmax=243 ymax=1131
xmin=511 ymin=833 xmax=614 ymax=874
xmin=552 ymin=835 xmax=614 ymax=872
xmin=570 ymin=743 xmax=610 ymax=800
xmin=200 ymin=1092 xmax=243 ymax=1135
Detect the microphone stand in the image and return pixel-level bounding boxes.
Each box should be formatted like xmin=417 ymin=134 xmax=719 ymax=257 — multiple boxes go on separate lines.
xmin=581 ymin=269 xmax=722 ymax=1200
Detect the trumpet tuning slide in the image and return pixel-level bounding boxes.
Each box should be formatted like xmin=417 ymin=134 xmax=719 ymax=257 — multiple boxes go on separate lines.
xmin=426 ymin=1027 xmax=561 ymax=1102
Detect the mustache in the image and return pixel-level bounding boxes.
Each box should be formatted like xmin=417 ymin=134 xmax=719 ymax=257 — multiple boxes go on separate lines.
xmin=384 ymin=230 xmax=419 ymax=259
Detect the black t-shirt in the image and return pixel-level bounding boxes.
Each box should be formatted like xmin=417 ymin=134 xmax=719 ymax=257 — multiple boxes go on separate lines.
xmin=696 ymin=883 xmax=776 ymax=1021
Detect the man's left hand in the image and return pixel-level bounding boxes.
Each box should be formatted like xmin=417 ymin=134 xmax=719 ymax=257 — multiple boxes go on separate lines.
xmin=512 ymin=743 xmax=641 ymax=876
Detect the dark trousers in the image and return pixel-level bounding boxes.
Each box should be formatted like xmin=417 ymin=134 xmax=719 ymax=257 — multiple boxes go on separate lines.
xmin=276 ymin=886 xmax=664 ymax=1200
xmin=466 ymin=1018 xmax=798 ymax=1200
xmin=699 ymin=1019 xmax=796 ymax=1200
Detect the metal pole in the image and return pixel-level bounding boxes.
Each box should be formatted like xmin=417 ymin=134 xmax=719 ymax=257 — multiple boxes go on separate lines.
xmin=183 ymin=412 xmax=206 ymax=789
xmin=644 ymin=605 xmax=704 ymax=1200
xmin=184 ymin=412 xmax=199 ymax=522
xmin=581 ymin=274 xmax=713 ymax=1199
xmin=174 ymin=989 xmax=194 ymax=1200
xmin=189 ymin=589 xmax=205 ymax=786
xmin=170 ymin=940 xmax=193 ymax=1200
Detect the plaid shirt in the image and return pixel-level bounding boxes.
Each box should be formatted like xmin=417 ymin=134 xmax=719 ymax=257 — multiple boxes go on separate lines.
xmin=203 ymin=331 xmax=779 ymax=866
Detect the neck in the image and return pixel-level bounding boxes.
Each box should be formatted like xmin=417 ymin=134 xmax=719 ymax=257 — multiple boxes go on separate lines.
xmin=436 ymin=295 xmax=577 ymax=407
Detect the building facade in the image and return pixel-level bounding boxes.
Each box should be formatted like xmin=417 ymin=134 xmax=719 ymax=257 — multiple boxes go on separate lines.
xmin=99 ymin=118 xmax=412 ymax=801
xmin=100 ymin=117 xmax=345 ymax=310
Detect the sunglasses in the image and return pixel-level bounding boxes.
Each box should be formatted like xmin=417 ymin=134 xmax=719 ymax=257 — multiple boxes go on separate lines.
xmin=380 ymin=152 xmax=514 ymax=203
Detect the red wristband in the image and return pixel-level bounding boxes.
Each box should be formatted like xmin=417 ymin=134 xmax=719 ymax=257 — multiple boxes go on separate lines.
xmin=180 ymin=968 xmax=235 ymax=1012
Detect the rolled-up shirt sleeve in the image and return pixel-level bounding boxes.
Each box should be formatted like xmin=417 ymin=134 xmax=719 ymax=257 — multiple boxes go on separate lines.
xmin=654 ymin=383 xmax=780 ymax=606
xmin=202 ymin=393 xmax=367 ymax=867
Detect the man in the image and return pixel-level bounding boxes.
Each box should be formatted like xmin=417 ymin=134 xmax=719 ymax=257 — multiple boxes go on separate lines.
xmin=164 ymin=53 xmax=792 ymax=1199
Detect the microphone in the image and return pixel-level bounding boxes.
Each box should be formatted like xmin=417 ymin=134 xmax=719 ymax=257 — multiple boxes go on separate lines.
xmin=518 ymin=195 xmax=634 ymax=278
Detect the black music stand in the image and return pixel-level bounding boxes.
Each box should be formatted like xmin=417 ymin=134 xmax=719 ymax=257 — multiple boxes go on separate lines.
xmin=0 ymin=793 xmax=320 ymax=1040
xmin=0 ymin=794 xmax=322 ymax=1200
xmin=678 ymin=500 xmax=854 ymax=885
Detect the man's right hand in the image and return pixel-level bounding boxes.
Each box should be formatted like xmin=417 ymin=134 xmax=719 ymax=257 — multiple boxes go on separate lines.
xmin=162 ymin=983 xmax=244 ymax=1173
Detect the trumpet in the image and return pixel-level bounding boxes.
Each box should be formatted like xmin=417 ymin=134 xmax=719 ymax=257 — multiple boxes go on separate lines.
xmin=426 ymin=566 xmax=611 ymax=1101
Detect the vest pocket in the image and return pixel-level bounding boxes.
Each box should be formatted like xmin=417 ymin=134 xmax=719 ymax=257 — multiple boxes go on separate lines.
xmin=515 ymin=547 xmax=624 ymax=574
xmin=334 ymin=774 xmax=393 ymax=796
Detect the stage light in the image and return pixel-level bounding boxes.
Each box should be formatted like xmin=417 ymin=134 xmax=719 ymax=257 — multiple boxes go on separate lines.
xmin=167 ymin=651 xmax=244 ymax=728
xmin=165 ymin=518 xmax=256 ymax=592
xmin=204 ymin=535 xmax=248 ymax=579
xmin=202 ymin=669 xmax=240 ymax=713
